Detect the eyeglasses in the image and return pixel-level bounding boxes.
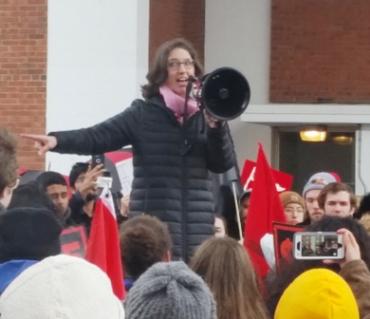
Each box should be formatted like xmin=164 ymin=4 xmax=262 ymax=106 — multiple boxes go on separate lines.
xmin=167 ymin=59 xmax=195 ymax=70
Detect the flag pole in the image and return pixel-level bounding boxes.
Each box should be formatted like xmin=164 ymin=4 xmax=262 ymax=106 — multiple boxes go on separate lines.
xmin=231 ymin=181 xmax=244 ymax=242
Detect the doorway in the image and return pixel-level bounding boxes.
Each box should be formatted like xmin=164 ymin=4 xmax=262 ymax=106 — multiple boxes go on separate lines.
xmin=274 ymin=127 xmax=356 ymax=193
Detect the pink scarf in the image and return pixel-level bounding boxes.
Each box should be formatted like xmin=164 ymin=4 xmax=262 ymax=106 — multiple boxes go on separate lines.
xmin=159 ymin=85 xmax=199 ymax=124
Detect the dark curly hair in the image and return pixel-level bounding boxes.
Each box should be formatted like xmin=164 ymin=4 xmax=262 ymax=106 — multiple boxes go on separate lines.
xmin=317 ymin=182 xmax=357 ymax=210
xmin=266 ymin=216 xmax=370 ymax=316
xmin=141 ymin=38 xmax=203 ymax=99
xmin=120 ymin=214 xmax=172 ymax=279
xmin=36 ymin=171 xmax=67 ymax=191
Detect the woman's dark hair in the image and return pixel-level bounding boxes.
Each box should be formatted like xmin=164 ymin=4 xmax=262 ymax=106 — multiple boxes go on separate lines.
xmin=266 ymin=216 xmax=370 ymax=316
xmin=141 ymin=38 xmax=203 ymax=99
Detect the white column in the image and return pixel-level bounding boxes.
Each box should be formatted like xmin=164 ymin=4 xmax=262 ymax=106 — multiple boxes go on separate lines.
xmin=356 ymin=125 xmax=370 ymax=195
xmin=46 ymin=0 xmax=149 ymax=174
xmin=205 ymin=0 xmax=272 ymax=166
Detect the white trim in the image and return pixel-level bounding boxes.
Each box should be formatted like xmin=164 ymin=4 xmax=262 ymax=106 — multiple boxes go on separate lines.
xmin=241 ymin=104 xmax=370 ymax=125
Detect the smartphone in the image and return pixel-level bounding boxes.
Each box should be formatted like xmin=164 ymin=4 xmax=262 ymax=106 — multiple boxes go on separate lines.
xmin=293 ymin=232 xmax=344 ymax=260
xmin=91 ymin=154 xmax=105 ymax=168
xmin=91 ymin=154 xmax=111 ymax=179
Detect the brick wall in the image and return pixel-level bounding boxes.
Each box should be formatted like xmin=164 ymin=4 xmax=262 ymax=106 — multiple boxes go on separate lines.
xmin=149 ymin=0 xmax=205 ymax=66
xmin=0 ymin=0 xmax=47 ymax=170
xmin=270 ymin=0 xmax=370 ymax=103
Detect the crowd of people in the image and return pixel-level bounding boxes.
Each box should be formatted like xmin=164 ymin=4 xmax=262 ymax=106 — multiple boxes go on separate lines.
xmin=1 ymin=37 xmax=370 ymax=318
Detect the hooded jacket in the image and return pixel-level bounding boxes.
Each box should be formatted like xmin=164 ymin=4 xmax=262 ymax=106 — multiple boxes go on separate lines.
xmin=50 ymin=96 xmax=235 ymax=260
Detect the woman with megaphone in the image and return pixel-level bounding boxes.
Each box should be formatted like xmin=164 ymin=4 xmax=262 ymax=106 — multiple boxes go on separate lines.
xmin=22 ymin=38 xmax=239 ymax=261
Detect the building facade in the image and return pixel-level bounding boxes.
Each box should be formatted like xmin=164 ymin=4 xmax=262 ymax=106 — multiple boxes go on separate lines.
xmin=1 ymin=0 xmax=370 ymax=194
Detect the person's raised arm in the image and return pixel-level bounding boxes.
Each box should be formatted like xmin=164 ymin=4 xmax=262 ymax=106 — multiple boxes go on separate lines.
xmin=76 ymin=164 xmax=105 ymax=200
xmin=21 ymin=134 xmax=57 ymax=155
xmin=22 ymin=101 xmax=141 ymax=156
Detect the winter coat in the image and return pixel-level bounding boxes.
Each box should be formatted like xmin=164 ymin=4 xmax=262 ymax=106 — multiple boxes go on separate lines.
xmin=0 ymin=260 xmax=37 ymax=294
xmin=340 ymin=259 xmax=370 ymax=319
xmin=50 ymin=96 xmax=235 ymax=260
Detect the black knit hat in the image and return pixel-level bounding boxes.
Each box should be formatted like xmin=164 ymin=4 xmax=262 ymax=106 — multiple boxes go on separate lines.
xmin=0 ymin=207 xmax=62 ymax=262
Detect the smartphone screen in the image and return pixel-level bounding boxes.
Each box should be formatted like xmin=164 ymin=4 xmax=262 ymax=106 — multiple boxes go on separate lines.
xmin=293 ymin=232 xmax=344 ymax=260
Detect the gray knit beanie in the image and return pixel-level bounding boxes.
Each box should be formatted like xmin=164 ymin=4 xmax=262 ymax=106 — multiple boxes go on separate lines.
xmin=124 ymin=261 xmax=217 ymax=319
xmin=302 ymin=172 xmax=338 ymax=198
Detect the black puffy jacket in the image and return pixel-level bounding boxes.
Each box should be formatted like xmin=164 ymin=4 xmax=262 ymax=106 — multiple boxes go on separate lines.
xmin=50 ymin=96 xmax=236 ymax=260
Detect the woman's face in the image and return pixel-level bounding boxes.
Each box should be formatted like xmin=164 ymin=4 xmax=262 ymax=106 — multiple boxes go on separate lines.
xmin=165 ymin=47 xmax=195 ymax=97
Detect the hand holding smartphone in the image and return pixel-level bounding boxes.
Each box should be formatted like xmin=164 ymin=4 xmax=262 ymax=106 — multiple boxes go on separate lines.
xmin=91 ymin=154 xmax=112 ymax=189
xmin=293 ymin=232 xmax=344 ymax=260
xmin=91 ymin=154 xmax=105 ymax=168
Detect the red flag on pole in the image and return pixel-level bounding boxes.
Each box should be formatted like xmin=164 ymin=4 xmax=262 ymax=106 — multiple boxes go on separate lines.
xmin=86 ymin=187 xmax=125 ymax=300
xmin=244 ymin=144 xmax=286 ymax=278
xmin=240 ymin=160 xmax=293 ymax=193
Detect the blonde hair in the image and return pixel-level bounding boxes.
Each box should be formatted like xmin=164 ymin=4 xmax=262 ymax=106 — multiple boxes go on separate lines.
xmin=190 ymin=237 xmax=269 ymax=319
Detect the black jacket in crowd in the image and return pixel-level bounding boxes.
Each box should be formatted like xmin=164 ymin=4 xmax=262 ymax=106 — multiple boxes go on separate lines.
xmin=50 ymin=96 xmax=236 ymax=260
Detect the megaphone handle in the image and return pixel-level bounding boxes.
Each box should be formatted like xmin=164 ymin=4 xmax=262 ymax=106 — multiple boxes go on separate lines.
xmin=200 ymin=107 xmax=206 ymax=134
xmin=204 ymin=111 xmax=220 ymax=129
xmin=183 ymin=80 xmax=194 ymax=123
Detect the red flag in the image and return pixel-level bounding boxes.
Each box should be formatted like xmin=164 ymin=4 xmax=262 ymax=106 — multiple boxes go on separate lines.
xmin=86 ymin=187 xmax=125 ymax=300
xmin=240 ymin=160 xmax=293 ymax=193
xmin=244 ymin=144 xmax=286 ymax=278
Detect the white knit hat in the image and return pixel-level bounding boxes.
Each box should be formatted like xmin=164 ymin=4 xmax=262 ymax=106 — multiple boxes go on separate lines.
xmin=0 ymin=254 xmax=125 ymax=319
